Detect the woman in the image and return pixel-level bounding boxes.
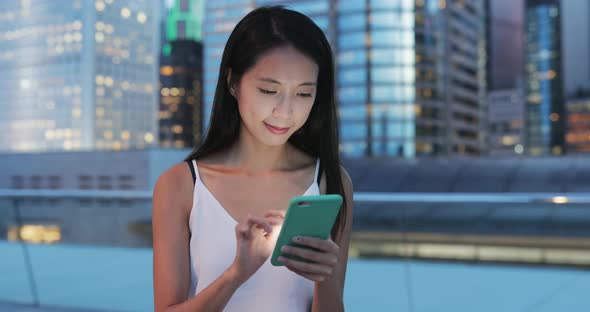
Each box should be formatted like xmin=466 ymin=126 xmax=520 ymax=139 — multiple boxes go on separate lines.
xmin=152 ymin=6 xmax=353 ymax=311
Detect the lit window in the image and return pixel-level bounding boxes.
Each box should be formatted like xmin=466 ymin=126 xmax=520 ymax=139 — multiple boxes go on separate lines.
xmin=104 ymin=76 xmax=114 ymax=87
xmin=160 ymin=66 xmax=174 ymax=76
xmin=8 ymin=224 xmax=61 ymax=244
xmin=172 ymin=125 xmax=183 ymax=134
xmin=45 ymin=130 xmax=55 ymax=140
xmin=95 ymin=1 xmax=105 ymax=11
xmin=144 ymin=133 xmax=154 ymax=143
xmin=137 ymin=12 xmax=147 ymax=23
xmin=121 ymin=7 xmax=131 ymax=18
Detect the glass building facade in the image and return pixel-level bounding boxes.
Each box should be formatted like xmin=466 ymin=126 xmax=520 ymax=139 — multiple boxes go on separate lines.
xmin=0 ymin=0 xmax=160 ymax=153
xmin=202 ymin=0 xmax=254 ymax=129
xmin=524 ymin=0 xmax=565 ymax=156
xmin=202 ymin=0 xmax=486 ymax=158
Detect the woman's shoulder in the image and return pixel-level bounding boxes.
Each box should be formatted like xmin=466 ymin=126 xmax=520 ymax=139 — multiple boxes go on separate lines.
xmin=339 ymin=165 xmax=353 ymax=202
xmin=153 ymin=161 xmax=195 ymax=219
xmin=156 ymin=161 xmax=195 ymax=188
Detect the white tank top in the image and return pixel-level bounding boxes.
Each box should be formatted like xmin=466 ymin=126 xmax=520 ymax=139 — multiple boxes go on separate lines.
xmin=186 ymin=158 xmax=320 ymax=311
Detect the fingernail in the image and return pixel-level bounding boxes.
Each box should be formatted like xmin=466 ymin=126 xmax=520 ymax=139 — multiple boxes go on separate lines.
xmin=278 ymin=256 xmax=285 ymax=262
xmin=293 ymin=236 xmax=301 ymax=242
xmin=281 ymin=246 xmax=289 ymax=252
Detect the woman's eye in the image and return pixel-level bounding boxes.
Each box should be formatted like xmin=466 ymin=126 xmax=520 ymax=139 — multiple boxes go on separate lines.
xmin=258 ymin=88 xmax=277 ymax=95
xmin=298 ymin=93 xmax=312 ymax=98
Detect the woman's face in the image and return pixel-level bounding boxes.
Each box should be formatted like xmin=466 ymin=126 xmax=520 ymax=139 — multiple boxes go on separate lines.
xmin=231 ymin=45 xmax=318 ymax=146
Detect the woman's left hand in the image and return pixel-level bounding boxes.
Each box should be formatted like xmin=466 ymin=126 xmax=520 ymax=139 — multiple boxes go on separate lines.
xmin=278 ymin=236 xmax=340 ymax=282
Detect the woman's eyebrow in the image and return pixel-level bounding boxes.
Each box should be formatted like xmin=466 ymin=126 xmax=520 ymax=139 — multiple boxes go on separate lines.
xmin=257 ymin=77 xmax=316 ymax=86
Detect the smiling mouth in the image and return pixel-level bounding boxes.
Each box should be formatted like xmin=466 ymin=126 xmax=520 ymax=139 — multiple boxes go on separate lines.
xmin=264 ymin=122 xmax=290 ymax=134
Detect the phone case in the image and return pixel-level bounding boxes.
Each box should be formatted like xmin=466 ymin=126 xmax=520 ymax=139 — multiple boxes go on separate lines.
xmin=270 ymin=194 xmax=343 ymax=266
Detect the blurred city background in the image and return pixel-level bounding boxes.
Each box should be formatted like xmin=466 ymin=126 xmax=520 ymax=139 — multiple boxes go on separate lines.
xmin=1 ymin=0 xmax=589 ymax=311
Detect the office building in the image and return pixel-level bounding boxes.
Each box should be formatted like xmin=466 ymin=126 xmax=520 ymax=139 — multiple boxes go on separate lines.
xmin=488 ymin=88 xmax=525 ymax=156
xmin=485 ymin=0 xmax=524 ymax=91
xmin=524 ymin=0 xmax=565 ymax=156
xmin=561 ymin=0 xmax=590 ymax=98
xmin=159 ymin=0 xmax=204 ymax=148
xmin=0 ymin=0 xmax=161 ymax=153
xmin=565 ymin=96 xmax=590 ymax=153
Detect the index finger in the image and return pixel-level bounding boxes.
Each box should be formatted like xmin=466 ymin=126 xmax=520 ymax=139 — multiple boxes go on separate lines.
xmin=246 ymin=215 xmax=273 ymax=233
xmin=263 ymin=209 xmax=286 ymax=219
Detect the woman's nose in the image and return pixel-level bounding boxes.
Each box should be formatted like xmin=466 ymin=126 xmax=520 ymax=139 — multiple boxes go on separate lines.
xmin=272 ymin=95 xmax=293 ymax=117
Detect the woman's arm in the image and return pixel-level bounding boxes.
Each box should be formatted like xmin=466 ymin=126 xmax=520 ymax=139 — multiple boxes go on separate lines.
xmin=278 ymin=166 xmax=354 ymax=311
xmin=152 ymin=163 xmax=240 ymax=312
xmin=152 ymin=163 xmax=281 ymax=312
xmin=310 ymin=166 xmax=353 ymax=312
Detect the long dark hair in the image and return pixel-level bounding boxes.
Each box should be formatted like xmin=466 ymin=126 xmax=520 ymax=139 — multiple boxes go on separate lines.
xmin=185 ymin=6 xmax=348 ymax=240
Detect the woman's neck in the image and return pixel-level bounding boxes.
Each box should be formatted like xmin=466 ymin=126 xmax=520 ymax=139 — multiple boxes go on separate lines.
xmin=224 ymin=128 xmax=293 ymax=174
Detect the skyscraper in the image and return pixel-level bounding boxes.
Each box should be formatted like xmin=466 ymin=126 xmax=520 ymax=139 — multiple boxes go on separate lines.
xmin=485 ymin=0 xmax=524 ymax=91
xmin=561 ymin=0 xmax=590 ymax=155
xmin=159 ymin=0 xmax=203 ymax=148
xmin=202 ymin=1 xmax=253 ymax=134
xmin=0 ymin=0 xmax=161 ymax=153
xmin=524 ymin=0 xmax=565 ymax=156
xmin=381 ymin=0 xmax=486 ymax=157
xmin=161 ymin=0 xmax=203 ymax=57
xmin=159 ymin=40 xmax=203 ymax=148
xmin=202 ymin=0 xmax=486 ymax=158
xmin=484 ymin=0 xmax=525 ymax=156
xmin=561 ymin=0 xmax=590 ymax=98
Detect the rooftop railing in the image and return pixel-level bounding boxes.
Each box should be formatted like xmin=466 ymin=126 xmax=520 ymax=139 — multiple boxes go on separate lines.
xmin=1 ymin=190 xmax=590 ymax=311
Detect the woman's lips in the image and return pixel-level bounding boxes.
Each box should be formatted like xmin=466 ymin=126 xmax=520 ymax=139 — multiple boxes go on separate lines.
xmin=264 ymin=122 xmax=289 ymax=134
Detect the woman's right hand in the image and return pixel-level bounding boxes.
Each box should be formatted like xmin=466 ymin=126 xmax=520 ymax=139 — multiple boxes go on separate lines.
xmin=229 ymin=210 xmax=285 ymax=285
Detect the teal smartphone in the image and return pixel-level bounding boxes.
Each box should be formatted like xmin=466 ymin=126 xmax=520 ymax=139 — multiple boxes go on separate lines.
xmin=271 ymin=194 xmax=343 ymax=266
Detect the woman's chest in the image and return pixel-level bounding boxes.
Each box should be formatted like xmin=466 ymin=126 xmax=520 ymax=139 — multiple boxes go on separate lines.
xmin=201 ymin=173 xmax=315 ymax=223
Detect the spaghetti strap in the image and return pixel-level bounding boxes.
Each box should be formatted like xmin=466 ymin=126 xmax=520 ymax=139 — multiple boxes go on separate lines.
xmin=186 ymin=160 xmax=196 ymax=185
xmin=314 ymin=158 xmax=321 ymax=184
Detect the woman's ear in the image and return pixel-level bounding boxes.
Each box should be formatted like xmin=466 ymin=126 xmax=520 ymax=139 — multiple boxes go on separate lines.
xmin=226 ymin=68 xmax=236 ymax=97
